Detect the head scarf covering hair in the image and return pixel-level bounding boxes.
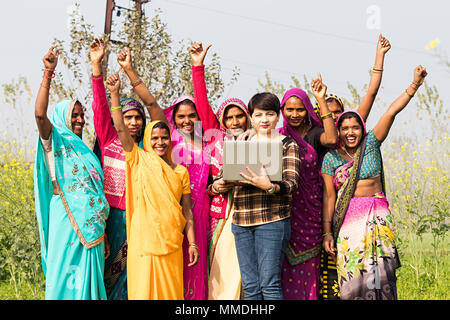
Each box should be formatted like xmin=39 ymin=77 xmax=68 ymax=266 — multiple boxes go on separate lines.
xmin=314 ymin=93 xmax=344 ymax=119
xmin=125 ymin=120 xmax=185 ymax=256
xmin=119 ymin=97 xmax=146 ymax=142
xmin=216 ymin=97 xmax=251 ymax=131
xmin=279 ymin=88 xmax=322 ymax=143
xmin=120 ymin=97 xmax=145 ymax=116
xmin=164 ymin=95 xmax=195 ymax=121
xmin=336 ymin=109 xmax=367 ymax=136
xmin=163 ymin=95 xmax=210 ymax=300
xmin=278 ymin=89 xmax=325 ymax=299
xmin=34 ymin=99 xmax=109 ymax=274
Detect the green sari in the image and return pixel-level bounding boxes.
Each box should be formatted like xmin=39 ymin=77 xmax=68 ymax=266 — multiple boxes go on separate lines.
xmin=34 ymin=99 xmax=109 ymax=300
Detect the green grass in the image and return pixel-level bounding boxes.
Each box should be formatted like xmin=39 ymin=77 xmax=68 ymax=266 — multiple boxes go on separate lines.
xmin=0 ymin=278 xmax=45 ymax=300
xmin=396 ymin=233 xmax=449 ymax=300
xmin=0 ymin=234 xmax=447 ymax=300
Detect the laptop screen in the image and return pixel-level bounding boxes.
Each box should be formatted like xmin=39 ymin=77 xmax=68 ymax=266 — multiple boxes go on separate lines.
xmin=222 ymin=140 xmax=283 ymax=181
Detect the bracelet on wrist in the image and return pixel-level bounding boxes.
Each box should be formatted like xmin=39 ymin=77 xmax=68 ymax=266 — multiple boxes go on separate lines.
xmin=43 ymin=69 xmax=56 ymax=79
xmin=265 ymin=183 xmax=276 ymax=194
xmin=111 ymin=106 xmax=122 ymax=112
xmin=131 ymin=79 xmax=143 ymax=88
xmin=404 ymin=89 xmax=414 ymax=99
xmin=410 ymin=82 xmax=419 ymax=90
xmin=372 ymin=67 xmax=383 ymax=73
xmin=207 ymin=184 xmax=218 ymax=196
xmin=322 ymin=232 xmax=333 ymax=237
xmin=320 ymin=112 xmax=331 ymax=119
xmin=189 ymin=243 xmax=199 ymax=249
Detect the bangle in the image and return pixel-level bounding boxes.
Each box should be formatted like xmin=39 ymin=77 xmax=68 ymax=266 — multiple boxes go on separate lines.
xmin=189 ymin=243 xmax=198 ymax=249
xmin=265 ymin=183 xmax=276 ymax=194
xmin=207 ymin=184 xmax=218 ymax=196
xmin=43 ymin=69 xmax=55 ymax=79
xmin=131 ymin=79 xmax=142 ymax=88
xmin=320 ymin=112 xmax=332 ymax=119
xmin=111 ymin=106 xmax=122 ymax=112
xmin=322 ymin=232 xmax=333 ymax=237
xmin=404 ymin=89 xmax=414 ymax=98
xmin=372 ymin=67 xmax=383 ymax=73
xmin=410 ymin=82 xmax=419 ymax=90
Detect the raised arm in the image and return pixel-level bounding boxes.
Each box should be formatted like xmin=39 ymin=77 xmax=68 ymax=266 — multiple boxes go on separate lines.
xmin=106 ymin=73 xmax=135 ymax=152
xmin=322 ymin=174 xmax=337 ymax=257
xmin=373 ymin=65 xmax=428 ymax=143
xmin=90 ymin=38 xmax=117 ymax=148
xmin=35 ymin=46 xmax=58 ymax=139
xmin=311 ymin=73 xmax=338 ymax=147
xmin=356 ymin=34 xmax=391 ymax=122
xmin=190 ymin=42 xmax=220 ymax=132
xmin=181 ymin=193 xmax=199 ymax=267
xmin=117 ymin=48 xmax=167 ymax=124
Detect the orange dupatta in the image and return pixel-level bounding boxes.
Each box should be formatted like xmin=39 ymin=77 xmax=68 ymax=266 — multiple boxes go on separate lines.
xmin=125 ymin=121 xmax=186 ymax=256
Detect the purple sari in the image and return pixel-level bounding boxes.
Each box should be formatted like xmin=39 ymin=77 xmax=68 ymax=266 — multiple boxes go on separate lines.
xmin=164 ymin=96 xmax=210 ymax=300
xmin=279 ymin=88 xmax=325 ymax=300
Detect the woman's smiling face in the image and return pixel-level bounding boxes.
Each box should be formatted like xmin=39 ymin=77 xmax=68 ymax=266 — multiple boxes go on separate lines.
xmin=282 ymin=96 xmax=308 ymax=128
xmin=339 ymin=116 xmax=363 ymax=149
xmin=150 ymin=127 xmax=171 ymax=158
xmin=174 ymin=102 xmax=199 ymax=135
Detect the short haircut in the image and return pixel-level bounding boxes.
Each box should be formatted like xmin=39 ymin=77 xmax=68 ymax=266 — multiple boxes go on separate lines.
xmin=247 ymin=92 xmax=280 ymax=116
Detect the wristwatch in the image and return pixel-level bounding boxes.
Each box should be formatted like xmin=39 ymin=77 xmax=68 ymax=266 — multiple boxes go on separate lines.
xmin=265 ymin=183 xmax=276 ymax=195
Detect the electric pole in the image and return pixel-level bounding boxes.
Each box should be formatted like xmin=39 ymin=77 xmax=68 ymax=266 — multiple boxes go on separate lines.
xmin=102 ymin=0 xmax=150 ymax=74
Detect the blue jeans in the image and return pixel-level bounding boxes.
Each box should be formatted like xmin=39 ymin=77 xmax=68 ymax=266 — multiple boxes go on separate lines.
xmin=232 ymin=219 xmax=291 ymax=300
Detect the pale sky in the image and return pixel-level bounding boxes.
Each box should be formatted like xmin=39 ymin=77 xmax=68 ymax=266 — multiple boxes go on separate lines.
xmin=0 ymin=0 xmax=448 ymax=154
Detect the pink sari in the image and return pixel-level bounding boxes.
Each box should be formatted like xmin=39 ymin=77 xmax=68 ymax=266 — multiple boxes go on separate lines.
xmin=333 ymin=161 xmax=400 ymax=300
xmin=330 ymin=112 xmax=400 ymax=300
xmin=279 ymin=88 xmax=325 ymax=300
xmin=164 ymin=96 xmax=210 ymax=300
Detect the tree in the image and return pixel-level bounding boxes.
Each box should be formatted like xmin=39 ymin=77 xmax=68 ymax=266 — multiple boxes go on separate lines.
xmin=50 ymin=3 xmax=238 ymax=146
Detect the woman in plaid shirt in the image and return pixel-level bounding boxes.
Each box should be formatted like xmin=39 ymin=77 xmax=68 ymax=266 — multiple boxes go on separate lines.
xmin=225 ymin=92 xmax=301 ymax=300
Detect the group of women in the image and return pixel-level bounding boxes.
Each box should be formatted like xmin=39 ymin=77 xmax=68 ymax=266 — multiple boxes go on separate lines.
xmin=33 ymin=33 xmax=427 ymax=300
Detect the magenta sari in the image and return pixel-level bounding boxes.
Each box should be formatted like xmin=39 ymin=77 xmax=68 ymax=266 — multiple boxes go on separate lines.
xmin=164 ymin=96 xmax=210 ymax=300
xmin=279 ymin=88 xmax=325 ymax=300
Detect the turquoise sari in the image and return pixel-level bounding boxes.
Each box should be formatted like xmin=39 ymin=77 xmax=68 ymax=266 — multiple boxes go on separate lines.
xmin=34 ymin=99 xmax=109 ymax=300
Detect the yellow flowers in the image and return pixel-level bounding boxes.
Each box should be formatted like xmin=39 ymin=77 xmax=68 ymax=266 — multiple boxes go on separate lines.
xmin=383 ymin=134 xmax=449 ymax=241
xmin=425 ymin=38 xmax=440 ymax=50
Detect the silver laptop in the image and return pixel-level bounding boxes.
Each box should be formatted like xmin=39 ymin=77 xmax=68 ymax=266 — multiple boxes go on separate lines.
xmin=222 ymin=140 xmax=283 ymax=182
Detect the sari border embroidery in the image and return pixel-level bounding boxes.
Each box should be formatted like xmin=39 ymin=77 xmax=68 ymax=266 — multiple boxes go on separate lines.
xmin=332 ymin=135 xmax=368 ymax=242
xmin=285 ymin=243 xmax=322 ymax=266
xmin=57 ymin=180 xmax=104 ymax=249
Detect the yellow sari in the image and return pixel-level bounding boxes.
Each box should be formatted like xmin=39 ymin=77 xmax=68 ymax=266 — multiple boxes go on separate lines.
xmin=125 ymin=121 xmax=190 ymax=300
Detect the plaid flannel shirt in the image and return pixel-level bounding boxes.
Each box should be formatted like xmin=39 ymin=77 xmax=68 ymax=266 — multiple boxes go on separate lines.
xmin=231 ymin=137 xmax=301 ymax=227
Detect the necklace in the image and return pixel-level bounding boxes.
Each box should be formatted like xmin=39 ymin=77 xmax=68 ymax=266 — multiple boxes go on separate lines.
xmin=343 ymin=146 xmax=355 ymax=159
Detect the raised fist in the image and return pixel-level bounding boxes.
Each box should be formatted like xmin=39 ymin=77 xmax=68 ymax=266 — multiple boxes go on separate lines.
xmin=117 ymin=47 xmax=133 ymax=71
xmin=106 ymin=73 xmax=121 ymax=94
xmin=90 ymin=38 xmax=105 ymax=64
xmin=189 ymin=42 xmax=212 ymax=66
xmin=413 ymin=65 xmax=428 ymax=87
xmin=377 ymin=34 xmax=391 ymax=55
xmin=43 ymin=45 xmax=59 ymax=70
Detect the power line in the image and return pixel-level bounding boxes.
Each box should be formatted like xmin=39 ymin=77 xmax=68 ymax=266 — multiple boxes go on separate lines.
xmin=161 ymin=0 xmax=431 ymax=57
